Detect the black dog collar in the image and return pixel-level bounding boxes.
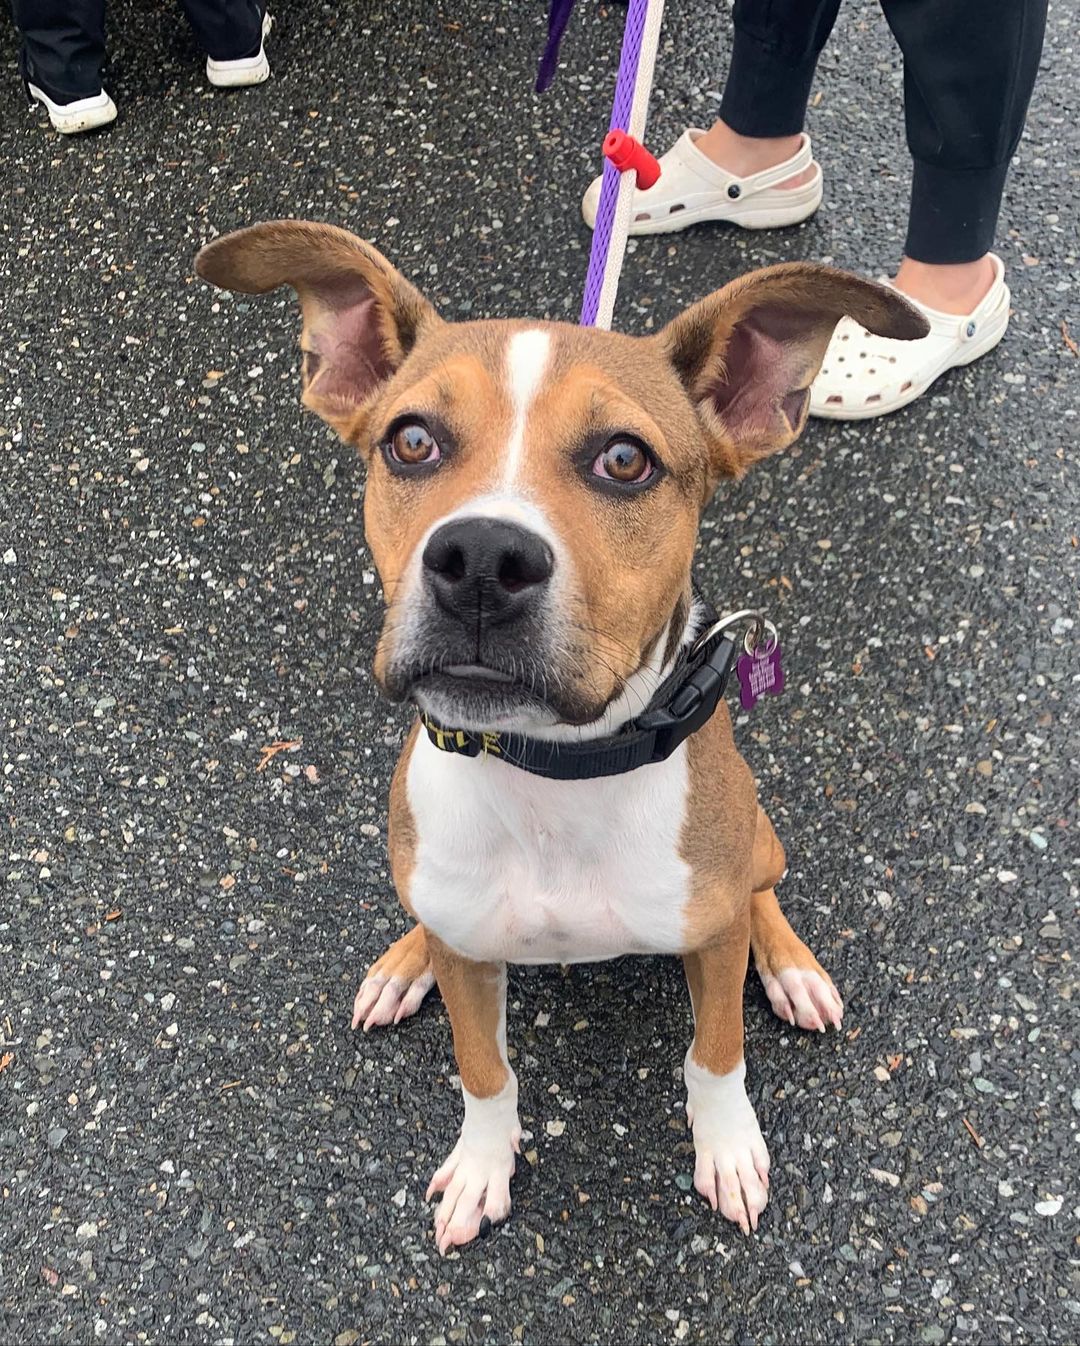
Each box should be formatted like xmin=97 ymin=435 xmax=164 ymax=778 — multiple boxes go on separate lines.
xmin=420 ymin=604 xmax=765 ymax=781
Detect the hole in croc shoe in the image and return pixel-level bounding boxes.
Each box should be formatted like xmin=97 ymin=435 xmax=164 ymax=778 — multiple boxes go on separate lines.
xmin=841 ymin=333 xmax=849 ymax=341
xmin=668 ymin=204 xmax=686 ymax=214
xmin=888 ymin=356 xmax=897 ymax=363
xmin=826 ymin=395 xmax=843 ymax=404
xmin=868 ymin=368 xmax=876 ymax=374
xmin=866 ymin=395 xmax=881 ymax=404
xmin=900 ymin=381 xmax=912 ymax=393
xmin=634 ymin=212 xmax=652 ymax=222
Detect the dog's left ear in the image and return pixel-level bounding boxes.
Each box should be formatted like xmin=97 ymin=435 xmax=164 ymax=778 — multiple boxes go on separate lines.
xmin=657 ymin=263 xmax=929 ymax=479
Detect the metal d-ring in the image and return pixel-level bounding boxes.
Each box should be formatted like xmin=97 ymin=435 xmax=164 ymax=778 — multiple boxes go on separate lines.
xmin=691 ymin=608 xmax=767 ymax=657
xmin=745 ymin=618 xmax=779 ymax=658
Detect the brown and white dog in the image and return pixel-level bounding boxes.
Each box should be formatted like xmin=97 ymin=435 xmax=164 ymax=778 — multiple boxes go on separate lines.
xmin=197 ymin=221 xmax=926 ymax=1254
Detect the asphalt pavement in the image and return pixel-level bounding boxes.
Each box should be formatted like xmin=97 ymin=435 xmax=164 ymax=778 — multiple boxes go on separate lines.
xmin=1 ymin=1 xmax=1077 ymax=1342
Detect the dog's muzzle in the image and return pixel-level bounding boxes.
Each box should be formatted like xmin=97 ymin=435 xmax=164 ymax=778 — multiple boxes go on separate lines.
xmin=381 ymin=517 xmax=582 ymax=728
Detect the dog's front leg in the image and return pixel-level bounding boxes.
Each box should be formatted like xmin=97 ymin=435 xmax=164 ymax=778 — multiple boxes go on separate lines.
xmin=682 ymin=918 xmax=770 ymax=1235
xmin=424 ymin=931 xmax=520 ymax=1254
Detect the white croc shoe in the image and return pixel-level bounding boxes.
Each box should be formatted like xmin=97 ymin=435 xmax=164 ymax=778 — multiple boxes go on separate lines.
xmin=27 ymin=82 xmax=117 ymax=134
xmin=207 ymin=10 xmax=273 ymax=88
xmin=582 ymin=128 xmax=822 ymax=236
xmin=810 ymin=254 xmax=1010 ymax=420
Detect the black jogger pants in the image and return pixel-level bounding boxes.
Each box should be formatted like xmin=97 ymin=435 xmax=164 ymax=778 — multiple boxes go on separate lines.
xmin=719 ymin=0 xmax=1047 ymax=263
xmin=13 ymin=0 xmax=263 ymax=101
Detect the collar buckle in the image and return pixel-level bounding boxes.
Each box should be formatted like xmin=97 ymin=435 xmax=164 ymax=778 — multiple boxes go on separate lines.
xmin=637 ymin=632 xmax=739 ymax=764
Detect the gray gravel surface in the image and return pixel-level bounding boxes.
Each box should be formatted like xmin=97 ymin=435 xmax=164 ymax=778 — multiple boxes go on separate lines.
xmin=2 ymin=1 xmax=1077 ymax=1342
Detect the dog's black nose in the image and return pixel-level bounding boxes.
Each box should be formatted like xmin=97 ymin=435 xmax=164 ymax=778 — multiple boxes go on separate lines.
xmin=422 ymin=517 xmax=554 ymax=625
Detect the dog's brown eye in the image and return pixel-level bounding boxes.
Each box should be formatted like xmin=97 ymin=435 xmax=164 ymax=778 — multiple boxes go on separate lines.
xmin=389 ymin=421 xmax=440 ymax=466
xmin=592 ymin=439 xmax=653 ymax=484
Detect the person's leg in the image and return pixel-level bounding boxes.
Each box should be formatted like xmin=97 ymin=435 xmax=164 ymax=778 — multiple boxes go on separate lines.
xmin=883 ymin=0 xmax=1047 ymax=313
xmin=179 ymin=0 xmax=263 ymax=62
xmin=580 ymin=0 xmax=837 ymax=232
xmin=697 ymin=0 xmax=841 ymax=187
xmin=13 ymin=0 xmax=107 ymax=100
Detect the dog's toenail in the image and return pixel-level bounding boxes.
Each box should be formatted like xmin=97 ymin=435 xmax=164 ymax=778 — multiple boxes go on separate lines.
xmin=479 ymin=1215 xmax=492 ymax=1238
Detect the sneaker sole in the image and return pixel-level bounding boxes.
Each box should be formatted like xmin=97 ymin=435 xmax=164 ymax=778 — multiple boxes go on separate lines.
xmin=207 ymin=11 xmax=272 ymax=87
xmin=206 ymin=51 xmax=270 ymax=87
xmin=28 ymin=82 xmax=117 ymax=134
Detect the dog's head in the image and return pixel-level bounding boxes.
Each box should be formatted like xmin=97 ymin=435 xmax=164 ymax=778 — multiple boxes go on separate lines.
xmin=197 ymin=221 xmax=926 ymax=735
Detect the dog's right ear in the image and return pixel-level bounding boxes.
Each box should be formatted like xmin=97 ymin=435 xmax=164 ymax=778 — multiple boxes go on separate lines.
xmin=196 ymin=220 xmax=441 ymax=442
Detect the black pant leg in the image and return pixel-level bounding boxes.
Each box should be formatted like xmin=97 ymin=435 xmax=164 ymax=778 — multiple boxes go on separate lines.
xmin=179 ymin=0 xmax=263 ymax=62
xmin=720 ymin=0 xmax=843 ymax=137
xmin=12 ymin=0 xmax=107 ymax=99
xmin=881 ymin=0 xmax=1048 ymax=262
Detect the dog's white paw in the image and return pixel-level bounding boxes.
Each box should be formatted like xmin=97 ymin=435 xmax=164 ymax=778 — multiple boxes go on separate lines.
xmin=684 ymin=1054 xmax=770 ymax=1235
xmin=758 ymin=966 xmax=843 ymax=1032
xmin=691 ymin=1129 xmax=770 ymax=1234
xmin=352 ymin=969 xmax=436 ymax=1032
xmin=426 ymin=1078 xmax=521 ymax=1255
xmin=427 ymin=1138 xmax=517 ymax=1254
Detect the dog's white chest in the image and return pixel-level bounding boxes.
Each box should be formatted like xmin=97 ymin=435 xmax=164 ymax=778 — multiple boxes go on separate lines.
xmin=404 ymin=736 xmax=692 ymax=963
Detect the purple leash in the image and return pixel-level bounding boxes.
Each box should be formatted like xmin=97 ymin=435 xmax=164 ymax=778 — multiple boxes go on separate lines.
xmin=537 ymin=0 xmax=666 ymax=330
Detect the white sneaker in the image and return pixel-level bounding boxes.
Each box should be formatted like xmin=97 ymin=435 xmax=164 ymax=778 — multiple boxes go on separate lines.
xmin=810 ymin=254 xmax=1011 ymax=419
xmin=581 ymin=128 xmax=822 ymax=236
xmin=27 ymin=81 xmax=117 ymax=135
xmin=206 ymin=10 xmax=273 ymax=88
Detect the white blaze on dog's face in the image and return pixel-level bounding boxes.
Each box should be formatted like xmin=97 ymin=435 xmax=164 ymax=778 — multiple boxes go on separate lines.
xmin=197 ymin=221 xmax=926 ymax=733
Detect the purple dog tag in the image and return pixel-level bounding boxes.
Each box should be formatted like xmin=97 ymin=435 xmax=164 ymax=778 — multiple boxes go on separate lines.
xmin=737 ymin=640 xmax=785 ymax=711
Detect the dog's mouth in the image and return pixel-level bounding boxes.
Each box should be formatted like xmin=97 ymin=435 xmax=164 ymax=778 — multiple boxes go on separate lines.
xmin=385 ymin=654 xmax=605 ymax=733
xmin=438 ymin=663 xmax=517 ymax=686
xmin=393 ymin=658 xmax=529 ymax=696
xmin=409 ymin=664 xmax=558 ymax=732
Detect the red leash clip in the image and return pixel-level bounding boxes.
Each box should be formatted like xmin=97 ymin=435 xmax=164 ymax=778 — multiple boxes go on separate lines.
xmin=602 ymin=129 xmax=661 ymax=189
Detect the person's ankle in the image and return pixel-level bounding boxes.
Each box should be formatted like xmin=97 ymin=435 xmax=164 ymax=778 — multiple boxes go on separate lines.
xmin=695 ymin=120 xmax=814 ymax=190
xmin=892 ymin=256 xmax=996 ymax=315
